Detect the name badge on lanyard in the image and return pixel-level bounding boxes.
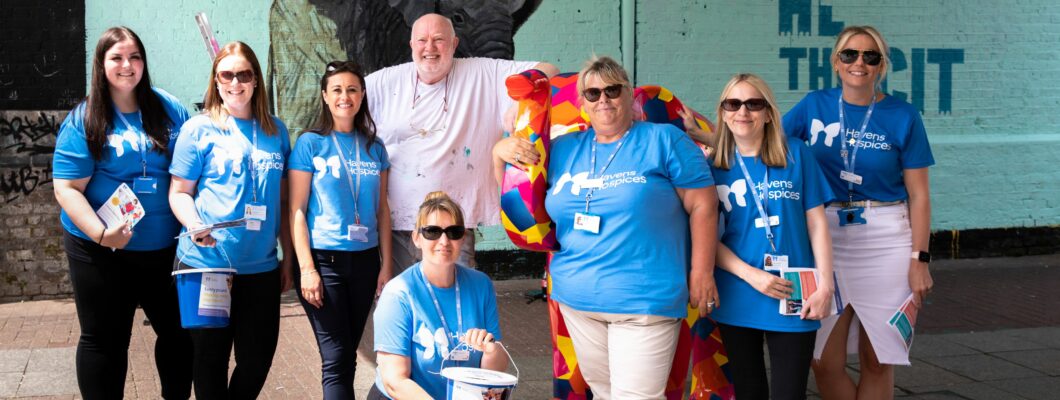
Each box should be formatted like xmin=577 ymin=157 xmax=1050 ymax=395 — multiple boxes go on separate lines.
xmin=244 ymin=203 xmax=266 ymax=231
xmin=754 ymin=215 xmax=780 ymax=228
xmin=573 ymin=212 xmax=601 ymax=234
xmin=840 ymin=170 xmax=863 ymax=185
xmin=763 ymin=253 xmax=788 ymax=272
xmin=133 ymin=176 xmax=158 ymax=194
xmin=348 ymin=224 xmax=369 ymax=242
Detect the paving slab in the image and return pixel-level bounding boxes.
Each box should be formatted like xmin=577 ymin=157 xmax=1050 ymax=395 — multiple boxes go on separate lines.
xmin=908 ymin=334 xmax=980 ymax=358
xmin=15 ymin=371 xmax=78 ymax=397
xmin=893 ymin=361 xmax=973 ymax=389
xmin=0 ymin=372 xmax=21 ymax=398
xmin=0 ymin=349 xmax=30 ymax=373
xmin=923 ymin=354 xmax=1043 ymax=382
xmin=1008 ymin=326 xmax=1060 ymax=348
xmin=939 ymin=330 xmax=1050 ymax=353
xmin=992 ymin=348 xmax=1060 ymax=376
xmin=24 ymin=348 xmax=75 ymax=374
xmin=905 ymin=381 xmax=1026 ymax=400
xmin=985 ymin=376 xmax=1060 ymax=400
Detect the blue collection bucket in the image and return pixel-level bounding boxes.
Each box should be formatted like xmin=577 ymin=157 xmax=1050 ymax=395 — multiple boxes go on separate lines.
xmin=172 ymin=267 xmax=237 ymax=329
xmin=439 ymin=342 xmax=519 ymax=400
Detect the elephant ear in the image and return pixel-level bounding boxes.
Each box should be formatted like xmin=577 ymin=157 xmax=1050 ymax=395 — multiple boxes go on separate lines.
xmin=512 ymin=0 xmax=541 ymax=33
xmin=388 ymin=0 xmax=437 ymax=27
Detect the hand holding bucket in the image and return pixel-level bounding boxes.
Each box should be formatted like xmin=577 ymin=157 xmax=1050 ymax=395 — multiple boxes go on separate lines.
xmin=440 ymin=334 xmax=519 ymax=400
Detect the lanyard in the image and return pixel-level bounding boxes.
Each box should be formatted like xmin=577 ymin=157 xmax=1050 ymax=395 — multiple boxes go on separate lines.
xmin=837 ymin=90 xmax=876 ymax=201
xmin=229 ymin=117 xmax=260 ymax=203
xmin=421 ymin=267 xmax=462 ymax=348
xmin=329 ymin=132 xmax=362 ymax=224
xmin=114 ymin=110 xmax=149 ymax=177
xmin=734 ymin=148 xmax=776 ymax=252
xmin=583 ymin=130 xmax=628 ymax=213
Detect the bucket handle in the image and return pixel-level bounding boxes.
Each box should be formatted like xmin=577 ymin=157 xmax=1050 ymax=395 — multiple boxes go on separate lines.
xmin=437 ymin=339 xmax=520 ymax=381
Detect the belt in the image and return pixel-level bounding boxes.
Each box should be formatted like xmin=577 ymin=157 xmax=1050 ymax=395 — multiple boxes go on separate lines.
xmin=832 ymin=200 xmax=905 ymax=209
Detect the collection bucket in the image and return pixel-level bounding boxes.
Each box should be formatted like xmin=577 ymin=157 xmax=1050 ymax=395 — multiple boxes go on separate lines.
xmin=439 ymin=341 xmax=520 ymax=400
xmin=172 ymin=267 xmax=237 ymax=329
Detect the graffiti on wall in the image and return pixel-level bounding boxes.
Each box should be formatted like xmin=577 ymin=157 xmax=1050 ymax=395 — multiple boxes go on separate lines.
xmin=0 ymin=111 xmax=60 ymax=204
xmin=267 ymin=0 xmax=541 ymax=135
xmin=777 ymin=0 xmax=964 ymax=114
xmin=0 ymin=1 xmax=85 ymax=110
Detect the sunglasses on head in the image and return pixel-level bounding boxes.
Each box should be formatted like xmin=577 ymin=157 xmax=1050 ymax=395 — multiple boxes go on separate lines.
xmin=720 ymin=98 xmax=769 ymax=112
xmin=837 ymin=49 xmax=883 ymax=66
xmin=217 ymin=69 xmax=255 ymax=84
xmin=419 ymin=225 xmax=466 ymax=240
xmin=326 ymin=61 xmax=359 ymax=73
xmin=582 ymin=84 xmax=624 ymax=102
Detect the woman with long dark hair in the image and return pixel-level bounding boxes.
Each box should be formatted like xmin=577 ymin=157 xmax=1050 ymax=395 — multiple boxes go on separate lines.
xmin=289 ymin=60 xmax=393 ymax=399
xmin=52 ymin=26 xmax=192 ymax=399
xmin=168 ymin=41 xmax=293 ymax=399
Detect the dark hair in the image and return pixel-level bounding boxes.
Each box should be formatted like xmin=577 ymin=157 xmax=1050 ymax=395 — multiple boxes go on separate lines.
xmin=83 ymin=26 xmax=172 ymax=160
xmin=302 ymin=61 xmax=377 ymax=151
xmin=202 ymin=42 xmax=279 ymax=135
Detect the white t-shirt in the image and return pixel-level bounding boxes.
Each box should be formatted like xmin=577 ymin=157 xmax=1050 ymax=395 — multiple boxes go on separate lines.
xmin=366 ymin=57 xmax=539 ymax=230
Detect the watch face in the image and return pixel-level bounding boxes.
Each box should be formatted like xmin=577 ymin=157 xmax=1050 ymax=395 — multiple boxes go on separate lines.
xmin=917 ymin=252 xmax=931 ymax=263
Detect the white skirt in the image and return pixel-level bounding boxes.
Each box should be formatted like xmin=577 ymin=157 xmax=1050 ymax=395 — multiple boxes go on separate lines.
xmin=813 ymin=203 xmax=913 ymax=365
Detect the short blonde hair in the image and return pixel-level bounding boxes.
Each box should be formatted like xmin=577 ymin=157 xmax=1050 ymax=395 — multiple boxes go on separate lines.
xmin=831 ymin=26 xmax=890 ymax=87
xmin=713 ymin=73 xmax=788 ymax=170
xmin=415 ymin=191 xmax=465 ymax=230
xmin=576 ymin=55 xmax=631 ymax=95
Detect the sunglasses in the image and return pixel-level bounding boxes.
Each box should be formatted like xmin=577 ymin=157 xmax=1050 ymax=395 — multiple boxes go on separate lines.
xmin=837 ymin=49 xmax=883 ymax=66
xmin=216 ymin=69 xmax=255 ymax=84
xmin=720 ymin=98 xmax=769 ymax=112
xmin=582 ymin=84 xmax=624 ymax=102
xmin=419 ymin=225 xmax=466 ymax=240
xmin=325 ymin=61 xmax=360 ymax=73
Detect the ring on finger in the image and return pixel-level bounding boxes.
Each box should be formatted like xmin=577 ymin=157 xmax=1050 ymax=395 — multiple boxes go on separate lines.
xmin=514 ymin=152 xmax=521 ymax=162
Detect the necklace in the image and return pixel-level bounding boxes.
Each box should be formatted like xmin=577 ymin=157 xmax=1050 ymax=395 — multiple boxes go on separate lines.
xmin=411 ymin=67 xmax=451 ymax=113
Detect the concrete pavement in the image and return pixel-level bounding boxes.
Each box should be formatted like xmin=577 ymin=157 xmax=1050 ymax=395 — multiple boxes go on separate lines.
xmin=0 ymin=254 xmax=1057 ymax=399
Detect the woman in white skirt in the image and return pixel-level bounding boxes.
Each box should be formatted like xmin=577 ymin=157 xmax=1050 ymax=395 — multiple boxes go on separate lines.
xmin=782 ymin=26 xmax=935 ymax=399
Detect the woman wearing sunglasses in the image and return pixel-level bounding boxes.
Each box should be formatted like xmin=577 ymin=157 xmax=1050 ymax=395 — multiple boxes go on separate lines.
xmin=493 ymin=56 xmax=717 ymax=399
xmin=289 ymin=60 xmax=393 ymax=399
xmin=708 ymin=73 xmax=834 ymax=400
xmin=169 ymin=41 xmax=293 ymax=399
xmin=369 ymin=191 xmax=507 ymax=400
xmin=783 ymin=26 xmax=935 ymax=399
xmin=52 ymin=26 xmax=193 ymax=399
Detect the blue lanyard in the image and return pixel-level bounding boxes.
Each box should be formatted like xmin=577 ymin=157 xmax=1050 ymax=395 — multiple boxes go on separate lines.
xmin=420 ymin=266 xmax=462 ymax=348
xmin=837 ymin=91 xmax=876 ymax=201
xmin=584 ymin=130 xmax=628 ymax=213
xmin=229 ymin=118 xmax=260 ymax=203
xmin=114 ymin=110 xmax=149 ymax=177
xmin=734 ymin=148 xmax=776 ymax=252
xmin=329 ymin=132 xmax=362 ymax=224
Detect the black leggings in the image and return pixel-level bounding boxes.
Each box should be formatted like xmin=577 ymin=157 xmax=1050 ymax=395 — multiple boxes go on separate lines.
xmin=297 ymin=247 xmax=380 ymax=400
xmin=189 ymin=267 xmax=281 ymax=400
xmin=64 ymin=232 xmax=192 ymax=399
xmin=718 ymin=323 xmax=817 ymax=400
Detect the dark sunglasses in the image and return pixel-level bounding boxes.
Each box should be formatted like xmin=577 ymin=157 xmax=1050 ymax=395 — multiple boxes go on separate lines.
xmin=582 ymin=84 xmax=624 ymax=102
xmin=720 ymin=98 xmax=769 ymax=112
xmin=326 ymin=61 xmax=360 ymax=73
xmin=216 ymin=69 xmax=255 ymax=84
xmin=837 ymin=49 xmax=883 ymax=66
xmin=419 ymin=225 xmax=466 ymax=240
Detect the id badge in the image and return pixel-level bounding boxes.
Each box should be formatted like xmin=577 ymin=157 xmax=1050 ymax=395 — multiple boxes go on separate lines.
xmin=449 ymin=349 xmax=470 ymax=361
xmin=840 ymin=170 xmax=863 ymax=185
xmin=837 ymin=207 xmax=867 ymax=226
xmin=133 ymin=176 xmax=158 ymax=194
xmin=582 ymin=178 xmax=604 ymax=189
xmin=763 ymin=253 xmax=788 ymax=272
xmin=348 ymin=224 xmax=369 ymax=242
xmin=244 ymin=203 xmax=267 ymax=221
xmin=573 ymin=212 xmax=601 ymax=234
xmin=245 ymin=219 xmax=262 ymax=231
xmin=754 ymin=215 xmax=780 ymax=228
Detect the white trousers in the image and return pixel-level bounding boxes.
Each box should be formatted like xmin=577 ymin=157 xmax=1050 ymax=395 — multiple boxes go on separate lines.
xmin=558 ymin=303 xmax=681 ymax=400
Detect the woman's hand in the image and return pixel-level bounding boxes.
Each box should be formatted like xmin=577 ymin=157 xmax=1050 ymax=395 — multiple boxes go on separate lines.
xmin=300 ymin=269 xmax=323 ymax=309
xmin=746 ymin=268 xmax=794 ymax=300
xmin=689 ymin=266 xmax=719 ymax=316
xmin=493 ymin=136 xmax=540 ymax=167
xmin=189 ymin=222 xmax=216 ymax=247
xmin=100 ymin=220 xmax=134 ymax=249
xmin=909 ymin=260 xmax=933 ymax=308
xmin=462 ymin=328 xmax=500 ymax=355
xmin=800 ymin=285 xmax=834 ymax=320
xmin=376 ymin=265 xmax=392 ymax=298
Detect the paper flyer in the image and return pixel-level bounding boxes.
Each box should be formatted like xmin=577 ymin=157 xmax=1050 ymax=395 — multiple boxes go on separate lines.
xmin=175 ymin=218 xmax=248 ymax=239
xmin=888 ymin=294 xmax=919 ymax=350
xmin=779 ymin=267 xmax=838 ymax=316
xmin=95 ymin=183 xmax=145 ymax=229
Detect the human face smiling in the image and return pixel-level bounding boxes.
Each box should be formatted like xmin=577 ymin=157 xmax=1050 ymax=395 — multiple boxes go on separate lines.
xmin=410 ymin=15 xmax=458 ymax=84
xmin=322 ymin=72 xmax=363 ymax=126
xmin=581 ymin=73 xmax=632 ymax=138
xmin=104 ymin=39 xmax=144 ymax=97
xmin=835 ymin=34 xmax=882 ymax=91
xmin=414 ymin=211 xmax=462 ymax=268
xmin=722 ymin=81 xmax=771 ymax=144
xmin=215 ymin=55 xmax=256 ymax=116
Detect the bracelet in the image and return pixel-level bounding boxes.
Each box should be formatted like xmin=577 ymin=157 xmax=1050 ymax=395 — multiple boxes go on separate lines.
xmin=301 ymin=270 xmax=318 ymax=276
xmin=97 ymin=228 xmax=106 ymax=245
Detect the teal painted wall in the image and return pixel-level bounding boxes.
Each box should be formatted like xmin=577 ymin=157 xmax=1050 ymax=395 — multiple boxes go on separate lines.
xmin=86 ymin=0 xmax=1060 ymax=252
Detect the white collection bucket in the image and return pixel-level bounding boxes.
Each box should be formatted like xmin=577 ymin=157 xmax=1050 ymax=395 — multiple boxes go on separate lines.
xmin=439 ymin=342 xmax=519 ymax=400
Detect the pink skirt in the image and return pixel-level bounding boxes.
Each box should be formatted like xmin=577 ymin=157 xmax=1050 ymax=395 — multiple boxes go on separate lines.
xmin=813 ymin=203 xmax=914 ymax=365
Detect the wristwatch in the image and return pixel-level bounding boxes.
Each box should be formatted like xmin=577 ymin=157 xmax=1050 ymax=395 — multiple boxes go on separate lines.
xmin=911 ymin=251 xmax=931 ymax=263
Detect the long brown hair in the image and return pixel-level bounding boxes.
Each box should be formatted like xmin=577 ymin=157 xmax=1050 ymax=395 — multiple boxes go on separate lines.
xmin=712 ymin=73 xmax=789 ymax=170
xmin=201 ymin=41 xmax=278 ymax=135
xmin=82 ymin=26 xmax=171 ymax=160
xmin=302 ymin=61 xmax=377 ymax=152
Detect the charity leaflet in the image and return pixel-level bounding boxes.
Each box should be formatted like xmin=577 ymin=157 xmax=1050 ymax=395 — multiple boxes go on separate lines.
xmin=95 ymin=183 xmax=145 ymax=229
xmin=888 ymin=293 xmax=918 ymax=351
xmin=175 ymin=218 xmax=248 ymax=239
xmin=779 ymin=267 xmax=839 ymax=316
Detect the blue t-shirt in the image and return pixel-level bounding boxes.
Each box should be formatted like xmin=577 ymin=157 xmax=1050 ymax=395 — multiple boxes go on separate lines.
xmin=545 ymin=121 xmax=714 ymax=319
xmin=709 ymin=138 xmax=834 ymax=332
xmin=782 ymin=88 xmax=934 ymax=202
xmin=169 ymin=114 xmax=290 ymax=274
xmin=373 ymin=263 xmax=502 ymax=399
xmin=288 ymin=131 xmax=389 ymax=251
xmin=53 ymin=88 xmax=189 ymax=251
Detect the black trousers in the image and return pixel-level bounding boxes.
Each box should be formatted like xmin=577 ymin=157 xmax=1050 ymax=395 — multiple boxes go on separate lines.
xmin=64 ymin=232 xmax=192 ymax=399
xmin=189 ymin=267 xmax=281 ymax=400
xmin=717 ymin=323 xmax=817 ymax=400
xmin=296 ymin=247 xmax=381 ymax=400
